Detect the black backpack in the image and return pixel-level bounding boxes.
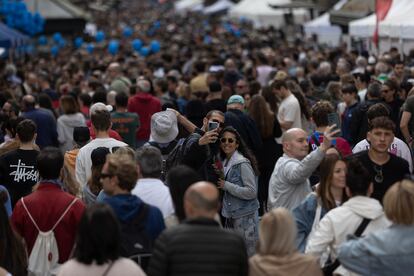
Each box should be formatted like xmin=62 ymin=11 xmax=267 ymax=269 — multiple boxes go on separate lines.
xmin=147 ymin=139 xmax=186 ymax=181
xmin=120 ymin=203 xmax=152 ymax=270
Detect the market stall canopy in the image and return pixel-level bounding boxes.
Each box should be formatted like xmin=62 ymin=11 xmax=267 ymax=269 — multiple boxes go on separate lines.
xmin=229 ymin=0 xmax=309 ymax=28
xmin=349 ymin=0 xmax=411 ymax=38
xmin=204 ymin=0 xmax=235 ymax=14
xmin=304 ymin=0 xmax=347 ymax=46
xmin=175 ymin=0 xmax=204 ymax=12
xmin=330 ymin=0 xmax=374 ymax=28
xmin=0 ymin=22 xmax=30 ymax=48
xmin=269 ymin=0 xmax=338 ymax=13
xmin=25 ymin=0 xmax=91 ymax=33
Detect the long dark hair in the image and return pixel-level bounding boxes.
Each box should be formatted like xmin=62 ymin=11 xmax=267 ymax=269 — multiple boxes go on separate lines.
xmin=167 ymin=165 xmax=202 ymax=222
xmin=219 ymin=126 xmax=259 ymax=175
xmin=0 ymin=198 xmax=27 ymax=276
xmin=317 ymin=154 xmax=347 ymax=210
xmin=248 ymin=94 xmax=275 ymax=139
xmin=74 ymin=203 xmax=120 ymax=265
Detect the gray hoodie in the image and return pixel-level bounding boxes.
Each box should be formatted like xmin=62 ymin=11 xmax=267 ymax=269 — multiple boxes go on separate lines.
xmin=57 ymin=113 xmax=86 ymax=152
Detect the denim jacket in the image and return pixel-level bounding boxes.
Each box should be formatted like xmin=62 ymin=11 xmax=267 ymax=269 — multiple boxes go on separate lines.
xmin=292 ymin=193 xmax=328 ymax=252
xmin=338 ymin=224 xmax=414 ymax=275
xmin=221 ymin=151 xmax=259 ymax=219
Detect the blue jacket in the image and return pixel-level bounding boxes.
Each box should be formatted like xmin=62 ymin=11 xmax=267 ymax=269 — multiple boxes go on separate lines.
xmin=22 ymin=108 xmax=58 ymax=148
xmin=0 ymin=185 xmax=12 ymax=216
xmin=293 ymin=193 xmax=328 ymax=252
xmin=104 ymin=194 xmax=165 ymax=240
xmin=222 ymin=151 xmax=259 ymax=219
xmin=338 ymin=224 xmax=414 ymax=275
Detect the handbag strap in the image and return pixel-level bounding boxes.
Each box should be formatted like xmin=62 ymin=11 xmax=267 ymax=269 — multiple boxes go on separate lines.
xmin=102 ymin=261 xmax=115 ymax=276
xmin=327 ymin=217 xmax=371 ymax=272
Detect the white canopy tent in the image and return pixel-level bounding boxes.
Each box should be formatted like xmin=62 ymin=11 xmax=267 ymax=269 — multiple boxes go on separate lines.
xmin=349 ymin=0 xmax=414 ymax=54
xmin=204 ymin=0 xmax=235 ymax=14
xmin=228 ymin=0 xmax=309 ymax=28
xmin=303 ymin=0 xmax=347 ymax=46
xmin=174 ymin=0 xmax=203 ymax=12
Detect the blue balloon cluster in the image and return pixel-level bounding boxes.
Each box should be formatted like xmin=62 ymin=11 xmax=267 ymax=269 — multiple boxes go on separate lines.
xmin=108 ymin=40 xmax=119 ymax=55
xmin=95 ymin=31 xmax=105 ymax=42
xmin=0 ymin=1 xmax=44 ymax=36
xmin=123 ymin=26 xmax=133 ymax=38
xmin=74 ymin=37 xmax=83 ymax=49
xmin=150 ymin=40 xmax=160 ymax=53
xmin=132 ymin=39 xmax=142 ymax=52
xmin=86 ymin=43 xmax=95 ymax=54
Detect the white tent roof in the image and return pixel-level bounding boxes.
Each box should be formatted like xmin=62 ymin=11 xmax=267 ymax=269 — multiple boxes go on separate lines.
xmin=204 ymin=0 xmax=235 ymax=14
xmin=380 ymin=0 xmax=414 ymax=39
xmin=175 ymin=0 xmax=203 ymax=12
xmin=349 ymin=0 xmax=413 ymax=38
xmin=303 ymin=0 xmax=347 ymax=46
xmin=229 ymin=0 xmax=309 ymax=28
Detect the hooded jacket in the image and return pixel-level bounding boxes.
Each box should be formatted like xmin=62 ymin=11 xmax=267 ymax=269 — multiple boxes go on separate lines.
xmin=128 ymin=93 xmax=161 ymax=140
xmin=306 ymin=196 xmax=391 ymax=276
xmin=249 ymin=253 xmax=322 ymax=276
xmin=222 ymin=151 xmax=259 ymax=219
xmin=104 ymin=194 xmax=165 ymax=240
xmin=57 ymin=113 xmax=86 ymax=152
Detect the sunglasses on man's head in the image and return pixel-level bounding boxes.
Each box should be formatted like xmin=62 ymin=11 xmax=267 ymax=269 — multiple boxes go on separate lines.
xmin=220 ymin=138 xmax=236 ymax=144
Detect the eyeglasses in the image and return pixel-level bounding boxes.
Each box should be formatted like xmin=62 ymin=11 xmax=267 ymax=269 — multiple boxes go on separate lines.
xmin=220 ymin=138 xmax=236 ymax=144
xmin=100 ymin=173 xmax=113 ymax=179
xmin=236 ymin=85 xmax=246 ymax=89
xmin=211 ymin=119 xmax=225 ymax=128
xmin=381 ymin=89 xmax=390 ymax=94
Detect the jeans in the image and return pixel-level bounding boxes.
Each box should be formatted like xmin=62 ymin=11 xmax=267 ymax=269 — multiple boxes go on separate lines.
xmin=225 ymin=211 xmax=259 ymax=257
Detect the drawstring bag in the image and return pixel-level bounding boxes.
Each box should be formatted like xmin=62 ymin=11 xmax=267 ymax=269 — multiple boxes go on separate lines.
xmin=22 ymin=198 xmax=78 ymax=276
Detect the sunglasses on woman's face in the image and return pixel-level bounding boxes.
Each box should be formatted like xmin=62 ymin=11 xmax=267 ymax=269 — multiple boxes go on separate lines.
xmin=220 ymin=138 xmax=236 ymax=144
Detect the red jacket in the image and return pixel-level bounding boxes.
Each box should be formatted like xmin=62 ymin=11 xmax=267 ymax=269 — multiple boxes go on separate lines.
xmin=11 ymin=183 xmax=85 ymax=263
xmin=86 ymin=121 xmax=123 ymax=141
xmin=128 ymin=93 xmax=161 ymax=140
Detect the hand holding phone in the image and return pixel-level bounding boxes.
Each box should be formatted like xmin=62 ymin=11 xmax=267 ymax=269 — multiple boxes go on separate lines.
xmin=327 ymin=113 xmax=341 ymax=137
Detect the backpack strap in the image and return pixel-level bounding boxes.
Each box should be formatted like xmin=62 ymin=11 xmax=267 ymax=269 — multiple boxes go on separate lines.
xmin=51 ymin=198 xmax=78 ymax=231
xmin=21 ymin=198 xmax=41 ymax=232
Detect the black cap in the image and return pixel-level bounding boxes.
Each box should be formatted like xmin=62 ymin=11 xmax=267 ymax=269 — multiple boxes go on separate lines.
xmin=91 ymin=147 xmax=110 ymax=166
xmin=73 ymin=126 xmax=90 ymax=144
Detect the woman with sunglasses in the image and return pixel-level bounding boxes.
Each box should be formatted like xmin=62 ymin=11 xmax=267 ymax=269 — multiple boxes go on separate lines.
xmin=218 ymin=126 xmax=260 ymax=256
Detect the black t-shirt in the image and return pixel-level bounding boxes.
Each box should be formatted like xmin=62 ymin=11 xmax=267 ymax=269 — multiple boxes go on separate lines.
xmin=0 ymin=149 xmax=39 ymax=206
xmin=205 ymin=99 xmax=227 ymax=114
xmin=352 ymin=150 xmax=410 ymax=203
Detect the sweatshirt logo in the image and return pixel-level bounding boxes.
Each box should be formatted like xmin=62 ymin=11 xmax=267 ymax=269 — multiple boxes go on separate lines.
xmin=10 ymin=159 xmax=38 ymax=183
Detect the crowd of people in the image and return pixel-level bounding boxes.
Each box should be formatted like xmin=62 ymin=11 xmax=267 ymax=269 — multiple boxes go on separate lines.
xmin=1 ymin=0 xmax=414 ymax=275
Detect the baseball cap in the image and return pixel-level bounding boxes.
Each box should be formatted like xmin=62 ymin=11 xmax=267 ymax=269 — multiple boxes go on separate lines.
xmin=89 ymin=102 xmax=113 ymax=117
xmin=227 ymin=95 xmax=245 ymax=105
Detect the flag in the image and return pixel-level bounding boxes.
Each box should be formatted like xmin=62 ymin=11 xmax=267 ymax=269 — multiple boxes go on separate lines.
xmin=373 ymin=0 xmax=393 ymax=46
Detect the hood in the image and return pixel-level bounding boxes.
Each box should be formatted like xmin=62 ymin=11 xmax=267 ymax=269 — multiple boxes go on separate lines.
xmin=59 ymin=113 xmax=86 ymax=128
xmin=104 ymin=194 xmax=143 ymax=222
xmin=231 ymin=150 xmax=250 ymax=166
xmin=343 ymin=196 xmax=385 ymax=220
xmin=249 ymin=253 xmax=321 ymax=276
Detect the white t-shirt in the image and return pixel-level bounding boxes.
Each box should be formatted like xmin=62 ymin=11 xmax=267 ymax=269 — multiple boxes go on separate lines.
xmin=131 ymin=178 xmax=175 ymax=218
xmin=75 ymin=138 xmax=127 ymax=188
xmin=277 ymin=93 xmax=302 ymax=143
xmin=353 ymin=137 xmax=413 ymax=172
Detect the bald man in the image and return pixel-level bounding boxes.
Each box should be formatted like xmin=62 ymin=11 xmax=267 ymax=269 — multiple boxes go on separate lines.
xmin=267 ymin=126 xmax=337 ymax=211
xmin=148 ymin=182 xmax=248 ymax=276
xmin=21 ymin=95 xmax=58 ymax=148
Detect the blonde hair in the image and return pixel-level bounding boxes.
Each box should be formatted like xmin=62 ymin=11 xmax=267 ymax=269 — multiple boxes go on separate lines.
xmin=257 ymin=208 xmax=296 ymax=255
xmin=113 ymin=146 xmax=135 ymax=161
xmin=384 ymin=179 xmax=414 ymax=225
